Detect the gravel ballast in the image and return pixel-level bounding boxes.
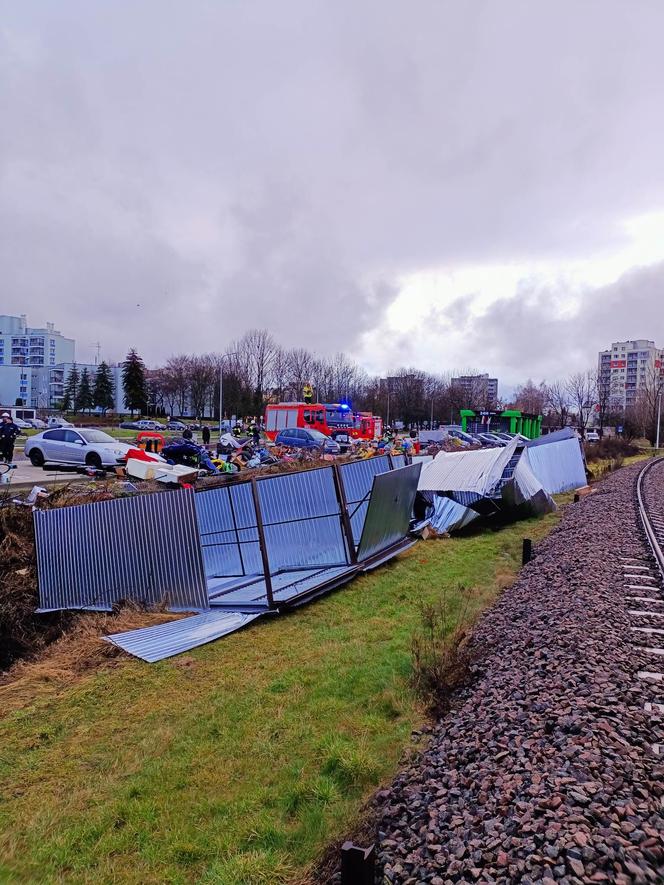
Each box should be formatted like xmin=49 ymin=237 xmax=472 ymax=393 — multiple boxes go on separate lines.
xmin=371 ymin=461 xmax=664 ymax=884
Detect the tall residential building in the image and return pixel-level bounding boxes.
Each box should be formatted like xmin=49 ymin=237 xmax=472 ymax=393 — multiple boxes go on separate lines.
xmin=451 ymin=373 xmax=499 ymax=408
xmin=0 ymin=314 xmax=124 ymax=411
xmin=598 ymin=339 xmax=664 ymax=411
xmin=0 ymin=314 xmax=75 ymax=407
xmin=0 ymin=314 xmax=75 ymax=368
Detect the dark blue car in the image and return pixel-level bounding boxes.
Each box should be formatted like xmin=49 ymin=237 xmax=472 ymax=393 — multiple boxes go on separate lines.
xmin=275 ymin=427 xmax=340 ymax=454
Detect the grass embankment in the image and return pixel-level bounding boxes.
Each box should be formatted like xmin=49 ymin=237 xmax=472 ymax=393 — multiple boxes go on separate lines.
xmin=0 ymin=507 xmax=565 ymax=884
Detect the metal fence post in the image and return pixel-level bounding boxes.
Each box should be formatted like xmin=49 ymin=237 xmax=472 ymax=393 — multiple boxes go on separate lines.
xmin=250 ymin=477 xmax=275 ymax=609
xmin=341 ymin=841 xmax=375 ymax=885
xmin=522 ymin=538 xmax=532 ymax=565
xmin=332 ymin=462 xmax=358 ymax=564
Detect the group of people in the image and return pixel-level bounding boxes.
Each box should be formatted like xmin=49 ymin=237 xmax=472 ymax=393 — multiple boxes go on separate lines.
xmin=0 ymin=412 xmax=20 ymax=464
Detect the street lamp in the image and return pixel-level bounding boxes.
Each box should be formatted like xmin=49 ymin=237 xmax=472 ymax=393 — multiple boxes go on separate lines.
xmin=219 ymin=352 xmax=238 ymax=438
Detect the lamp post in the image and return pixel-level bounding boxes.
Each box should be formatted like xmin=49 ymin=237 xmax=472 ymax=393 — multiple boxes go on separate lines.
xmin=219 ymin=352 xmax=238 ymax=438
xmin=656 ymin=392 xmax=662 ymax=450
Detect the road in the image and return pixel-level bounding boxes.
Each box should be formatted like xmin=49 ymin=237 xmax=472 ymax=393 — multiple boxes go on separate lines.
xmin=2 ymin=452 xmax=96 ymax=491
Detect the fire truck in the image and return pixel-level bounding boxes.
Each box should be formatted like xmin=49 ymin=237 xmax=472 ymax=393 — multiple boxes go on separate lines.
xmin=264 ymin=402 xmax=355 ymax=441
xmin=352 ymin=412 xmax=383 ymax=440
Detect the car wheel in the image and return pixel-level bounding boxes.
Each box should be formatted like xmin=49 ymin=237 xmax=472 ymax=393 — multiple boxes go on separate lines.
xmin=85 ymin=452 xmax=103 ymax=469
xmin=29 ymin=449 xmax=45 ymax=467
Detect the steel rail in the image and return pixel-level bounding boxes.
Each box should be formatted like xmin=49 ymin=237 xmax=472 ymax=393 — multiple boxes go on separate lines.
xmin=636 ymin=456 xmax=664 ymax=581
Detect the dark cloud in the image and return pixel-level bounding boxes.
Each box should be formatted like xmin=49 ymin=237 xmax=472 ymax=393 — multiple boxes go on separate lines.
xmin=1 ymin=1 xmax=664 ymax=367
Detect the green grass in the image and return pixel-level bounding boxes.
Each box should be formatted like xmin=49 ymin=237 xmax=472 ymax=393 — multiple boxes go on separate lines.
xmin=0 ymin=506 xmax=565 ymax=884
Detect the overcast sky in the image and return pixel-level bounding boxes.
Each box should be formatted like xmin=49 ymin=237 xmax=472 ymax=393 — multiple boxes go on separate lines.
xmin=2 ymin=1 xmax=663 ymax=390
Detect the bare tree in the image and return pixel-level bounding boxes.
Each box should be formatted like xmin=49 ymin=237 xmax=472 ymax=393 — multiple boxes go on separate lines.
xmin=511 ymin=379 xmax=547 ymax=415
xmin=565 ymin=371 xmax=596 ymax=436
xmin=545 ymin=380 xmax=570 ymax=429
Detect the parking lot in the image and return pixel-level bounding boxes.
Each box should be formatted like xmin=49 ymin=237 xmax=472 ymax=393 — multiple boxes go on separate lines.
xmin=2 ymin=452 xmax=95 ymax=490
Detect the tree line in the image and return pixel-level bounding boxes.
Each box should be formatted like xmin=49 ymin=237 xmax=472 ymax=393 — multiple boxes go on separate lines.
xmin=60 ymin=329 xmax=664 ymax=442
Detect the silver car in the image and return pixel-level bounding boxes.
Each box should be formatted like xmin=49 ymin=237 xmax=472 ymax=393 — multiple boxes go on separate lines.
xmin=25 ymin=428 xmax=134 ymax=469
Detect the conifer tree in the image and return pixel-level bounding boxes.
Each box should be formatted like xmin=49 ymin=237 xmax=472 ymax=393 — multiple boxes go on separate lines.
xmin=122 ymin=348 xmax=148 ymax=416
xmin=94 ymin=361 xmax=115 ymax=414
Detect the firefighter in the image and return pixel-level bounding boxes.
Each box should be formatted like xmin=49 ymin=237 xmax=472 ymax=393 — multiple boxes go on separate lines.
xmin=303 ymin=383 xmax=313 ymax=405
xmin=0 ymin=413 xmax=20 ymax=464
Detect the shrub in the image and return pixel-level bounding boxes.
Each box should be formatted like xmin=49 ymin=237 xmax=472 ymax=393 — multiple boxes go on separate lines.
xmin=410 ymin=587 xmax=476 ymax=715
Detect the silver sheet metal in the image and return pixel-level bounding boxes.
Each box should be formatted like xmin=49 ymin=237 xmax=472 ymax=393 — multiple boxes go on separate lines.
xmin=390 ymin=454 xmax=407 ymax=469
xmin=195 ymin=482 xmax=263 ymax=579
xmin=339 ymin=455 xmax=393 ymax=544
xmin=357 ymin=463 xmax=422 ymax=562
xmin=257 ymin=467 xmax=349 ymax=571
xmin=430 ymin=496 xmax=480 ymax=533
xmin=34 ymin=489 xmax=209 ymax=612
xmin=208 ymin=565 xmax=356 ymax=609
xmin=525 ymin=436 xmax=587 ymax=494
xmin=105 ymin=610 xmax=261 ymax=662
xmin=418 ymin=438 xmax=519 ymax=495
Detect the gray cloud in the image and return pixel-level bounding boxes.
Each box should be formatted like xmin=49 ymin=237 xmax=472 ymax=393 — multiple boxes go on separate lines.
xmin=447 ymin=262 xmax=664 ymax=386
xmin=1 ymin=1 xmax=664 ymax=367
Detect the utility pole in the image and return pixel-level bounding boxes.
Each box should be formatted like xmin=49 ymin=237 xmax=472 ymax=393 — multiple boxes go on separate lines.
xmin=656 ymin=393 xmax=662 ymax=450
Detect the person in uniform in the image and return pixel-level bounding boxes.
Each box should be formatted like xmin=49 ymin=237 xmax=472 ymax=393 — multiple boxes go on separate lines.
xmin=0 ymin=413 xmax=20 ymax=463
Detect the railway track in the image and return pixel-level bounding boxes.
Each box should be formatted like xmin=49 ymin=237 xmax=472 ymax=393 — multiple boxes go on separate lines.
xmin=359 ymin=459 xmax=664 ymax=884
xmin=636 ymin=456 xmax=664 ymax=579
xmin=631 ymin=457 xmax=664 ymax=755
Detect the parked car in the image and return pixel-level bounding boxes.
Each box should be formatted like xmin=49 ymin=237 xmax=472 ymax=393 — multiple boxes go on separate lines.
xmin=13 ymin=418 xmax=31 ymax=430
xmin=443 ymin=428 xmax=475 ymax=447
xmin=47 ymin=416 xmax=74 ymax=428
xmin=166 ymin=420 xmax=187 ymax=431
xmin=25 ymin=429 xmax=134 ymax=469
xmin=477 ymin=432 xmax=507 ymax=447
xmin=275 ymin=427 xmax=341 ymax=454
xmin=135 ymin=420 xmax=165 ymax=431
xmin=119 ymin=421 xmax=141 ymax=430
xmin=586 ymin=430 xmax=600 ymax=442
xmin=27 ymin=418 xmax=47 ymax=429
xmin=494 ymin=432 xmax=515 ymax=442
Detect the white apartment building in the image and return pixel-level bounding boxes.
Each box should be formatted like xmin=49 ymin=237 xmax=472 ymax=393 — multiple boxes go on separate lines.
xmin=0 ymin=314 xmax=124 ymax=411
xmin=598 ymin=339 xmax=664 ymax=411
xmin=0 ymin=314 xmax=75 ymax=407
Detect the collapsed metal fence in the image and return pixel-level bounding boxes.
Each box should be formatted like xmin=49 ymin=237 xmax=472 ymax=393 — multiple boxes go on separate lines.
xmin=34 ymin=458 xmax=421 ymax=616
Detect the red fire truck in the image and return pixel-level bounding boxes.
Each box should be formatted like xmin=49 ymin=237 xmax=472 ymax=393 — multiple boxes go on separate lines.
xmin=264 ymin=402 xmax=355 ymax=441
xmin=352 ymin=412 xmax=383 ymax=440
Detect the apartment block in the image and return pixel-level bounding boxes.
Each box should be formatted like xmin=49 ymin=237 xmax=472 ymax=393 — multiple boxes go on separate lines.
xmin=451 ymin=373 xmax=499 ymax=408
xmin=598 ymin=339 xmax=664 ymax=410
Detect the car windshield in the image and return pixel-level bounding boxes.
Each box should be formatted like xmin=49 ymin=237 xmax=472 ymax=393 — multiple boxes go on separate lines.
xmin=309 ymin=430 xmax=329 ymax=440
xmin=79 ymin=430 xmax=116 ymax=444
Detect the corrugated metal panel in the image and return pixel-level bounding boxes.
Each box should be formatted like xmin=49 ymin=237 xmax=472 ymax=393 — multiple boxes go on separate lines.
xmin=418 ymin=439 xmax=519 ymax=495
xmin=257 ymin=467 xmax=348 ymax=571
xmin=357 ymin=463 xmax=421 ymax=562
xmin=208 ymin=565 xmax=356 ymax=609
xmin=339 ymin=456 xmax=392 ymax=544
xmin=195 ymin=483 xmax=263 ymax=579
xmin=526 ymin=437 xmax=587 ymax=493
xmin=430 ymin=496 xmax=480 ymax=533
xmin=34 ymin=489 xmax=209 ymax=612
xmin=390 ymin=454 xmax=406 ymax=469
xmin=526 ymin=427 xmax=577 ymax=448
xmin=105 ymin=610 xmax=260 ymax=662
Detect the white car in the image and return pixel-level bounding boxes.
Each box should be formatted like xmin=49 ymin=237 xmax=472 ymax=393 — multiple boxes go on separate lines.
xmin=47 ymin=416 xmax=74 ymax=428
xmin=25 ymin=428 xmax=134 ymax=469
xmin=586 ymin=430 xmax=600 ymax=442
xmin=13 ymin=418 xmax=31 ymax=430
xmin=27 ymin=418 xmax=48 ymax=429
xmin=135 ymin=419 xmax=165 ymax=431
